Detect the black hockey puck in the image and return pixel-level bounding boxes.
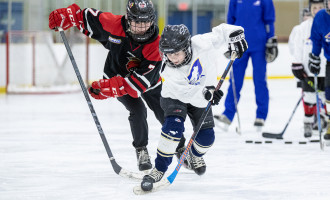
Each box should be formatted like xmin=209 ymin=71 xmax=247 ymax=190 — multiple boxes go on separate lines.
xmin=310 ymin=139 xmax=320 ymax=143
xmin=245 ymin=140 xmax=253 ymax=143
xmin=265 ymin=140 xmax=273 ymax=144
xmin=299 ymin=141 xmax=307 ymax=144
xmin=254 ymin=141 xmax=262 ymax=144
xmin=141 ymin=180 xmax=153 ymax=191
xmin=284 ymin=141 xmax=293 ymax=144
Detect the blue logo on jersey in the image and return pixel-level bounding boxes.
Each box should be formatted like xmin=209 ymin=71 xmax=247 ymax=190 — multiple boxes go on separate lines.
xmin=187 ymin=58 xmax=204 ymax=85
xmin=108 ymin=36 xmax=121 ymax=44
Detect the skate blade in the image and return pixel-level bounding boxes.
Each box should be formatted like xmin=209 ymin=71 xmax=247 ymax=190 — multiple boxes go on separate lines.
xmin=255 ymin=126 xmax=263 ymax=132
xmin=324 ymin=140 xmax=330 ymax=147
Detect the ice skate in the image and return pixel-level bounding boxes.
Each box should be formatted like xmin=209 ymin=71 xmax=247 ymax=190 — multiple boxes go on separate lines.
xmin=174 ymin=146 xmax=189 ymax=169
xmin=186 ymin=149 xmax=206 ymax=176
xmin=254 ymin=118 xmax=264 ymax=132
xmin=324 ymin=122 xmax=330 ymax=146
xmin=313 ymin=113 xmax=327 ymax=131
xmin=214 ymin=114 xmax=231 ymax=132
xmin=304 ymin=122 xmax=313 ymax=138
xmin=141 ymin=168 xmax=164 ymax=191
xmin=136 ymin=146 xmax=152 ymax=171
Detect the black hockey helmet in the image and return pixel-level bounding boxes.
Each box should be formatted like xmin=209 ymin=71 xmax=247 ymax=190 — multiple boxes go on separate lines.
xmin=126 ymin=0 xmax=156 ymax=43
xmin=325 ymin=0 xmax=330 ymax=14
xmin=159 ymin=24 xmax=192 ymax=68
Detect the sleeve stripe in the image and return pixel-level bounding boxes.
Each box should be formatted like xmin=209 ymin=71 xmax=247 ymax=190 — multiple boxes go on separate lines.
xmin=129 ymin=75 xmax=147 ymax=92
xmin=133 ymin=72 xmax=151 ymax=88
xmin=84 ymin=8 xmax=94 ymax=38
xmin=124 ymin=77 xmax=141 ymax=97
xmin=145 ymin=79 xmax=161 ymax=92
xmin=126 ymin=72 xmax=151 ymax=93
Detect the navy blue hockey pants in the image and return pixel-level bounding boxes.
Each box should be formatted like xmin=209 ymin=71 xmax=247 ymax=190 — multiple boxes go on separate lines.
xmin=223 ymin=50 xmax=269 ymax=121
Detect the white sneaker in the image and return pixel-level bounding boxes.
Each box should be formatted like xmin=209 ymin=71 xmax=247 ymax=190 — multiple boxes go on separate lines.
xmin=214 ymin=114 xmax=231 ymax=132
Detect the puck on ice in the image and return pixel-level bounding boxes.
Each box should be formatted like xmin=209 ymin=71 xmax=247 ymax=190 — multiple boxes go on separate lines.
xmin=254 ymin=141 xmax=262 ymax=144
xmin=141 ymin=181 xmax=153 ymax=191
xmin=245 ymin=140 xmax=253 ymax=143
xmin=284 ymin=141 xmax=293 ymax=144
xmin=265 ymin=141 xmax=272 ymax=144
xmin=299 ymin=141 xmax=307 ymax=144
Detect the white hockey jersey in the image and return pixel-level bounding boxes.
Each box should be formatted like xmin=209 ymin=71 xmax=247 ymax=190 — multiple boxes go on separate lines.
xmin=288 ymin=18 xmax=326 ymax=77
xmin=161 ymin=24 xmax=243 ymax=108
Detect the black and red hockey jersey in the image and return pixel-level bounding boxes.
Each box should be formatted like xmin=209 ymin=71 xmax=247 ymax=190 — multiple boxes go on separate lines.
xmin=77 ymin=8 xmax=162 ymax=98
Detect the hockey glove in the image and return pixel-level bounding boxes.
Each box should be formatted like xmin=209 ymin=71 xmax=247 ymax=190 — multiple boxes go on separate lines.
xmin=265 ymin=37 xmax=278 ymax=63
xmin=49 ymin=3 xmax=83 ymax=31
xmin=228 ymin=29 xmax=248 ymax=59
xmin=291 ymin=63 xmax=307 ymax=80
xmin=88 ymin=77 xmax=128 ymax=100
xmin=203 ymin=86 xmax=224 ymax=105
xmin=308 ymin=53 xmax=321 ymax=75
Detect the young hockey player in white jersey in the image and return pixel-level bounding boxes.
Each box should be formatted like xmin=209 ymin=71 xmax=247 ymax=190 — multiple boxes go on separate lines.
xmin=288 ymin=7 xmax=312 ymax=55
xmin=140 ymin=24 xmax=248 ymax=191
xmin=289 ymin=0 xmax=327 ymax=138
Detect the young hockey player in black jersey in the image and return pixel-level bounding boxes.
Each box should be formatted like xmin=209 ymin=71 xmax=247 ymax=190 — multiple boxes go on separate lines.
xmin=48 ymin=0 xmax=185 ymax=171
xmin=139 ymin=24 xmax=247 ymax=191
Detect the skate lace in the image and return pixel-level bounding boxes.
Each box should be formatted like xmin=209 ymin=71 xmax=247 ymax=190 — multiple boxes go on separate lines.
xmin=304 ymin=123 xmax=313 ymax=133
xmin=149 ymin=168 xmax=164 ymax=182
xmin=192 ymin=154 xmax=205 ymax=169
xmin=138 ymin=148 xmax=150 ymax=164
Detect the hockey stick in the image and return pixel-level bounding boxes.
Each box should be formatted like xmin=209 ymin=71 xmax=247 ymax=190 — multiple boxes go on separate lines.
xmin=313 ymin=74 xmax=324 ymax=150
xmin=262 ymin=95 xmax=302 ymax=139
xmin=133 ymin=52 xmax=238 ymax=195
xmin=230 ymin=68 xmax=241 ymax=135
xmin=58 ymin=28 xmax=144 ymax=180
xmin=302 ymin=77 xmax=321 ymax=92
xmin=261 ymin=77 xmax=322 ymax=139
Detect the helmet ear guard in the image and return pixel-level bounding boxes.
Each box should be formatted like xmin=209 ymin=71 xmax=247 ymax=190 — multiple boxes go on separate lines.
xmin=159 ymin=24 xmax=193 ymax=68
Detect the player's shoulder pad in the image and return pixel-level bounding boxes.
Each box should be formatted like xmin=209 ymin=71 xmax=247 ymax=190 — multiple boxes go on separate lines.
xmin=99 ymin=13 xmax=125 ymax=37
xmin=142 ymin=36 xmax=162 ymax=62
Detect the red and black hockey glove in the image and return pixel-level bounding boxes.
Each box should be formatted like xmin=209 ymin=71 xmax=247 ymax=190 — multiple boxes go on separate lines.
xmin=203 ymin=86 xmax=224 ymax=105
xmin=88 ymin=77 xmax=128 ymax=100
xmin=49 ymin=3 xmax=83 ymax=31
xmin=291 ymin=63 xmax=307 ymax=80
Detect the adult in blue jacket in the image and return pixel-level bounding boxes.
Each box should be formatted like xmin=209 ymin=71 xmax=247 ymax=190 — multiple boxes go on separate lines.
xmin=215 ymin=0 xmax=278 ymax=130
xmin=308 ymin=0 xmax=330 ymax=141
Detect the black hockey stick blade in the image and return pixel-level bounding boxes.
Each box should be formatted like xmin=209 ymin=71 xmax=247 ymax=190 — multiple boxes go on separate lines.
xmin=262 ymin=132 xmax=284 ymax=139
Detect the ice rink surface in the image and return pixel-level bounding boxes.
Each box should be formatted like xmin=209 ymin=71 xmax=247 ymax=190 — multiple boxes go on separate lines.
xmin=1 ymin=79 xmax=330 ymax=200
